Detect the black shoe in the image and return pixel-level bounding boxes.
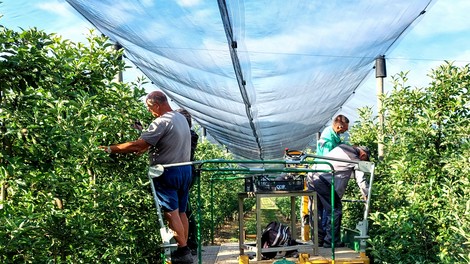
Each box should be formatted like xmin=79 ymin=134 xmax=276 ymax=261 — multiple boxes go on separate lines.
xmin=323 ymin=242 xmax=345 ymax=248
xmin=171 ymin=247 xmax=193 ymax=264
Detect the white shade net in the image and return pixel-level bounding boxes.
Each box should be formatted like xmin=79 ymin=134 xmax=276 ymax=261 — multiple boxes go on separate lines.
xmin=66 ymin=0 xmax=434 ymax=159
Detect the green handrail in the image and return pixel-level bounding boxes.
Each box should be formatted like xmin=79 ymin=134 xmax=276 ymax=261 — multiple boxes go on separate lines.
xmin=199 ymin=159 xmax=335 ymax=263
xmin=160 ymin=158 xmax=336 ymax=264
xmin=153 ymin=156 xmax=374 ymax=263
xmin=331 ymin=167 xmax=336 ymax=260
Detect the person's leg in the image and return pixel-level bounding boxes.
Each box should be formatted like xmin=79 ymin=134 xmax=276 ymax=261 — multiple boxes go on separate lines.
xmin=315 ymin=176 xmax=343 ymax=247
xmin=165 ymin=210 xmax=192 ymax=262
xmin=171 ymin=166 xmax=194 ymax=263
xmin=154 ymin=167 xmax=193 ymax=263
xmin=311 ymin=176 xmax=334 ymax=245
xmin=317 ymin=194 xmax=326 ymax=245
xmin=323 ymin=204 xmax=342 ymax=246
xmin=321 ymin=208 xmax=328 ymax=233
xmin=175 ymin=165 xmax=192 ymax=247
xmin=164 ymin=209 xmax=187 ymax=247
xmin=186 ymin=168 xmax=199 ymax=253
xmin=154 ymin=167 xmax=190 ymax=248
xmin=332 ymin=203 xmax=343 ymax=245
xmin=185 ymin=204 xmax=200 ymax=255
xmin=180 ymin=211 xmax=189 ymax=242
xmin=307 ymin=177 xmax=326 ymax=246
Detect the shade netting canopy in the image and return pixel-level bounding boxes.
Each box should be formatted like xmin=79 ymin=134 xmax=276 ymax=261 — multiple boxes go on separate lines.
xmin=66 ymin=0 xmax=434 ymax=160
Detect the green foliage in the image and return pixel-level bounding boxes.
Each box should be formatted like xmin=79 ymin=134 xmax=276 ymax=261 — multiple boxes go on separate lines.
xmin=0 ymin=24 xmax=242 ymax=263
xmin=190 ymin=137 xmax=239 ymax=244
xmin=342 ymin=107 xmax=379 ymax=230
xmin=0 ymin=26 xmax=162 ymax=263
xmin=351 ymin=62 xmax=470 ymax=263
xmin=275 ymin=197 xmax=292 ymax=220
xmin=349 ymin=106 xmax=379 ymax=154
xmin=274 ymin=197 xmax=301 ymax=221
xmin=2 ymin=22 xmax=469 ymax=264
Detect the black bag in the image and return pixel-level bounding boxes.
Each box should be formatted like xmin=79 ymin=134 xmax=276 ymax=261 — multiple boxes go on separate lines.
xmin=260 ymin=221 xmax=298 ymax=259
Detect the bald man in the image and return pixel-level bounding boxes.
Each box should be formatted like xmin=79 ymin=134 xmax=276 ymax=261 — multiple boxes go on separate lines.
xmin=100 ymin=91 xmax=193 ymax=263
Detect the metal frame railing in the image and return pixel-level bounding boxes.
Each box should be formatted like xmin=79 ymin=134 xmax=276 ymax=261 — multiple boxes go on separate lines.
xmin=149 ymin=156 xmax=375 ymax=263
xmin=304 ymin=154 xmax=376 ymax=261
xmin=197 ymin=159 xmax=334 ymax=264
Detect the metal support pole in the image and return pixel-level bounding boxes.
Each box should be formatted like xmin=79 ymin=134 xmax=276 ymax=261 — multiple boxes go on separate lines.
xmin=331 ymin=171 xmax=335 ymax=261
xmin=210 ymin=177 xmax=214 ymax=245
xmin=196 ymin=168 xmax=202 ymax=264
xmin=202 ymin=127 xmax=207 ymax=140
xmin=375 ymin=55 xmax=387 ymax=160
xmin=256 ymin=195 xmax=262 ymax=260
xmin=291 ymin=196 xmax=296 ymax=240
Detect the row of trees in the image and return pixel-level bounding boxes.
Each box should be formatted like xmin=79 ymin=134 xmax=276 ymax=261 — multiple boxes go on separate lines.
xmin=0 ymin=26 xmax=158 ymax=262
xmin=1 ymin=23 xmax=469 ymax=263
xmin=0 ymin=25 xmax=249 ymax=263
xmin=348 ymin=64 xmax=469 ymax=263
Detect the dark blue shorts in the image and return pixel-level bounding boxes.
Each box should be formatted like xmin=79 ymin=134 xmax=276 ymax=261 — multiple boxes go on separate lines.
xmin=152 ymin=165 xmax=192 ymax=212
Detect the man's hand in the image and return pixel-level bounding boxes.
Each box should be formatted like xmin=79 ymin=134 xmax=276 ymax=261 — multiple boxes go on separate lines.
xmin=133 ymin=120 xmax=143 ymax=131
xmin=99 ymin=139 xmax=150 ymax=154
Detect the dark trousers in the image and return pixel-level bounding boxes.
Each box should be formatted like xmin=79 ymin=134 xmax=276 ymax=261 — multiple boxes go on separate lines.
xmin=308 ymin=175 xmax=342 ymax=245
xmin=186 ymin=168 xmax=199 ymax=250
xmin=186 ymin=205 xmax=198 ymax=250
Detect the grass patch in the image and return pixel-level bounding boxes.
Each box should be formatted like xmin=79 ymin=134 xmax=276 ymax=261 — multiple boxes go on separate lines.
xmin=244 ymin=198 xmax=284 ymax=235
xmin=213 ymin=197 xmax=293 ymax=243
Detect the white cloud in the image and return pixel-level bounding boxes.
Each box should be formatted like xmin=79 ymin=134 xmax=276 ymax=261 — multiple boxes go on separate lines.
xmin=176 ymin=0 xmax=202 ymax=8
xmin=37 ymin=0 xmax=76 ymax=19
xmin=452 ymin=49 xmax=470 ymax=65
xmin=142 ymin=0 xmax=156 ymax=7
xmin=412 ymin=0 xmax=470 ymax=37
xmin=386 ymin=58 xmax=436 ymax=88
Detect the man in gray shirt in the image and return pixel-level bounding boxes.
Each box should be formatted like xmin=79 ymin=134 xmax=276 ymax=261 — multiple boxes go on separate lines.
xmin=100 ymin=91 xmax=193 ymax=263
xmin=307 ymin=144 xmax=370 ymax=248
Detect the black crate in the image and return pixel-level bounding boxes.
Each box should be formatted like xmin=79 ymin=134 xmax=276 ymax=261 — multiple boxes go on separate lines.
xmin=244 ymin=176 xmax=254 ymax=192
xmin=254 ymin=175 xmax=304 ymax=191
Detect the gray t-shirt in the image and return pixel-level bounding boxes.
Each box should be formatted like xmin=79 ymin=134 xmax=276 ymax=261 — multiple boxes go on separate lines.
xmin=309 ymin=144 xmax=369 ymax=198
xmin=140 ymin=111 xmax=191 ymax=166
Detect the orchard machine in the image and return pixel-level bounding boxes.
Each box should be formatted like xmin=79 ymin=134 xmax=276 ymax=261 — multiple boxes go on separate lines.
xmin=148 ymin=151 xmax=375 ymax=264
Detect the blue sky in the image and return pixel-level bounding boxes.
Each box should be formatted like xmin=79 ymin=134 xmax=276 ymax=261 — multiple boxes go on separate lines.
xmin=2 ymin=0 xmax=469 ymax=89
xmin=2 ymin=0 xmax=470 ymax=124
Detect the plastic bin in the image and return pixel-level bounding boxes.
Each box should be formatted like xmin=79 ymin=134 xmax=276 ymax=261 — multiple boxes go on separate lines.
xmin=254 ymin=175 xmax=304 ymax=191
